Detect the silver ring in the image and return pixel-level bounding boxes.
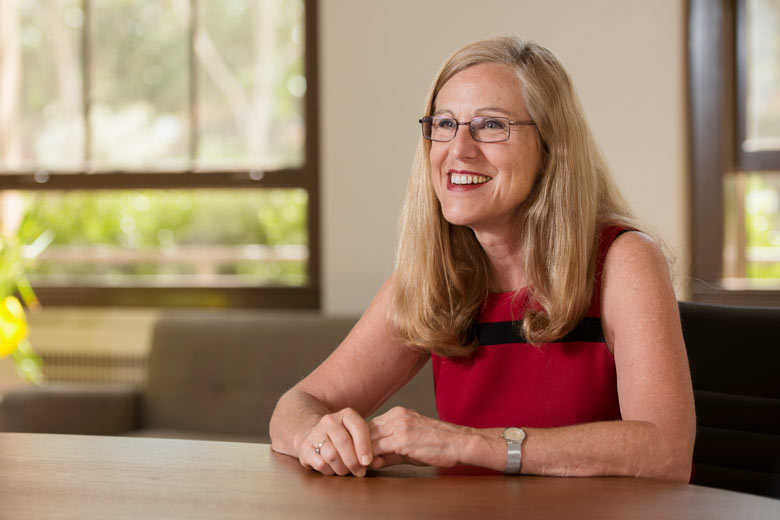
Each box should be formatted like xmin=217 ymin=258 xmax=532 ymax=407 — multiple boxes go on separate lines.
xmin=315 ymin=441 xmax=326 ymax=455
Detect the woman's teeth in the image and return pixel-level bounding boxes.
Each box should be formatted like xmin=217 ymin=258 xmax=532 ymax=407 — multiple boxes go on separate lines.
xmin=450 ymin=174 xmax=490 ymax=185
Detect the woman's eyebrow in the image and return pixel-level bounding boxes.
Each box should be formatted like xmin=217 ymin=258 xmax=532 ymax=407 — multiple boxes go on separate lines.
xmin=475 ymin=107 xmax=514 ymax=116
xmin=431 ymin=107 xmax=517 ymax=117
xmin=432 ymin=108 xmax=453 ymax=116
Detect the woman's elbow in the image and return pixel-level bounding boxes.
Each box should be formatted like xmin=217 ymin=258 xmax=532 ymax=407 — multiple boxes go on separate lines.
xmin=655 ymin=458 xmax=693 ymax=483
xmin=268 ymin=394 xmax=294 ymax=456
xmin=652 ymin=436 xmax=695 ymax=483
xmin=268 ymin=415 xmax=282 ymax=451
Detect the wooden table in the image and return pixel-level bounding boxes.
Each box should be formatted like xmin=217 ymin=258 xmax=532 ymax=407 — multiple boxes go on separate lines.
xmin=0 ymin=433 xmax=777 ymax=519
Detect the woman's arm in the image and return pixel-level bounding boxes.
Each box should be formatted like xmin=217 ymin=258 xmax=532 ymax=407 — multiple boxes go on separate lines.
xmin=369 ymin=232 xmax=696 ymax=482
xmin=269 ymin=278 xmax=428 ymax=477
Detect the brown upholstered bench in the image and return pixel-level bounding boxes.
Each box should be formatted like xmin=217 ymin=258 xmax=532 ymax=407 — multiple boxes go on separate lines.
xmin=0 ymin=310 xmax=437 ymax=443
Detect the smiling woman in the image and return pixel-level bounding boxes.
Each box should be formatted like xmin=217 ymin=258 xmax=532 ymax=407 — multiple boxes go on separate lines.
xmin=395 ymin=42 xmax=635 ymax=351
xmin=270 ymin=36 xmax=695 ymax=484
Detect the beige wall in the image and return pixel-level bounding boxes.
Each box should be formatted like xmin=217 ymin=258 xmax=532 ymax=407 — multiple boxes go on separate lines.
xmin=321 ymin=0 xmax=688 ymax=315
xmin=4 ymin=1 xmax=688 ymax=384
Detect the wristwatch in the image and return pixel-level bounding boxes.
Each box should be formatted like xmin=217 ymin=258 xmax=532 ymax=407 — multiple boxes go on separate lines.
xmin=502 ymin=427 xmax=526 ymax=474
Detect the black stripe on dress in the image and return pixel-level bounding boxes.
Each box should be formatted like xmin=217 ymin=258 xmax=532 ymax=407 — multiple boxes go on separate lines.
xmin=476 ymin=317 xmax=605 ymax=346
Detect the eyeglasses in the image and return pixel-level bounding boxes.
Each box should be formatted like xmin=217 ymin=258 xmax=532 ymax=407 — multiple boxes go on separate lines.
xmin=419 ymin=116 xmax=536 ymax=143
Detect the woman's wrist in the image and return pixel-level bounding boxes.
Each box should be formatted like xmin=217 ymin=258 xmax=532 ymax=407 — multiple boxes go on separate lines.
xmin=459 ymin=426 xmax=507 ymax=472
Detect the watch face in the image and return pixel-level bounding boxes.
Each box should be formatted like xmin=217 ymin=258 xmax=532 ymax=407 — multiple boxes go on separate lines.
xmin=504 ymin=427 xmax=526 ymax=443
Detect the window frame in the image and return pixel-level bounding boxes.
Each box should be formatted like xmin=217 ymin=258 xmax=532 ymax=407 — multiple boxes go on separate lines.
xmin=0 ymin=0 xmax=320 ymax=309
xmin=689 ymin=0 xmax=780 ymax=306
xmin=735 ymin=0 xmax=780 ymax=171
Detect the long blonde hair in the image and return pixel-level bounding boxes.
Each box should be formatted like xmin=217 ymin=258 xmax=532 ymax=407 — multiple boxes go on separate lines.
xmin=390 ymin=36 xmax=637 ymax=358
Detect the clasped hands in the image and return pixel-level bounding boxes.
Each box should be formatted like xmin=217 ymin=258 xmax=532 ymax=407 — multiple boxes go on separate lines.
xmin=296 ymin=406 xmax=470 ymax=477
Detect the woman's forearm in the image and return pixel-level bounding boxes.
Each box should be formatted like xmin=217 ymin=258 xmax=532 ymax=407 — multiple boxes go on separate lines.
xmin=461 ymin=420 xmax=692 ymax=482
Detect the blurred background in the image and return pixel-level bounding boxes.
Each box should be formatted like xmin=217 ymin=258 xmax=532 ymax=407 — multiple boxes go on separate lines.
xmin=0 ymin=0 xmax=778 ymax=388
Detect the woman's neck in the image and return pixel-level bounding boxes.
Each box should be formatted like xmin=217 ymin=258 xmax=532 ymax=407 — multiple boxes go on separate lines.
xmin=474 ymin=229 xmax=527 ymax=293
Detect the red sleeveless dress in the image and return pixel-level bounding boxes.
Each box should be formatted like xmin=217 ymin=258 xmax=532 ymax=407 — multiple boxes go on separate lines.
xmin=432 ymin=226 xmax=627 ymax=429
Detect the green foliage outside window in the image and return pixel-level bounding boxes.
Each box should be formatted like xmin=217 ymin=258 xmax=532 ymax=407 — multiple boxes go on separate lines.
xmin=745 ymin=174 xmax=780 ymax=279
xmin=21 ymin=189 xmax=308 ymax=285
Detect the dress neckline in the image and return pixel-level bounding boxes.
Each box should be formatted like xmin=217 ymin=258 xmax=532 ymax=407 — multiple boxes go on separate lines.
xmin=486 ymin=286 xmax=529 ymax=298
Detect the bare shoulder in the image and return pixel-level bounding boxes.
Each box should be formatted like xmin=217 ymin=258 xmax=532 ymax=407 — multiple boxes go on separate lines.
xmin=600 ymin=231 xmax=681 ymax=352
xmin=604 ymin=230 xmax=669 ymax=275
xmin=601 ymin=231 xmax=674 ymax=300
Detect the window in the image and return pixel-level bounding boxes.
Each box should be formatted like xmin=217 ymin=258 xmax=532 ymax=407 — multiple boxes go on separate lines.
xmin=0 ymin=0 xmax=319 ymax=308
xmin=689 ymin=0 xmax=780 ymax=306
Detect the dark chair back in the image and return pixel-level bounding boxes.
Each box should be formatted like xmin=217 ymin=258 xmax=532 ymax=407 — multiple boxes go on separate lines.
xmin=678 ymin=301 xmax=780 ymax=498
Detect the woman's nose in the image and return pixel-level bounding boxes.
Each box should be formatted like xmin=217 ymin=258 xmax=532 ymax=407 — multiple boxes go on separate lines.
xmin=449 ymin=125 xmax=480 ymax=161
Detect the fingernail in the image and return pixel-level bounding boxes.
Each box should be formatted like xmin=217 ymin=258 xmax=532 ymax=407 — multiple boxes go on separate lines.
xmin=361 ymin=455 xmax=371 ymax=465
xmin=356 ymin=468 xmax=366 ymax=478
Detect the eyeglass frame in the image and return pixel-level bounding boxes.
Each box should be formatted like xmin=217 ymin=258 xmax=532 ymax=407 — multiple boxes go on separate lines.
xmin=418 ymin=115 xmax=536 ymax=143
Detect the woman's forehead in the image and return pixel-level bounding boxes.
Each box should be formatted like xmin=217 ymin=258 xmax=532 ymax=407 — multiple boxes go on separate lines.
xmin=433 ymin=63 xmax=527 ymax=115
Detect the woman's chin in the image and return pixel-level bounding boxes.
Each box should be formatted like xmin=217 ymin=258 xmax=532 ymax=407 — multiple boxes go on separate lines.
xmin=441 ymin=212 xmax=477 ymax=228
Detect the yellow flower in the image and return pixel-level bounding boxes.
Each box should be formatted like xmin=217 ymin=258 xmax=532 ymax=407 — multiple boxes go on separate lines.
xmin=0 ymin=296 xmax=28 ymax=357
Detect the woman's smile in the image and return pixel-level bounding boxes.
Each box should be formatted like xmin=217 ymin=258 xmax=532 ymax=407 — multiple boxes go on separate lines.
xmin=447 ymin=169 xmax=493 ymax=191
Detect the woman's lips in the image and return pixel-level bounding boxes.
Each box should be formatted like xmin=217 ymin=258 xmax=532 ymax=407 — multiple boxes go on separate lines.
xmin=447 ymin=170 xmax=492 ymax=191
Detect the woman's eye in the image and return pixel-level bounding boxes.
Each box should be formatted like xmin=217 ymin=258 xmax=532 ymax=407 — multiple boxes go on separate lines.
xmin=435 ymin=118 xmax=457 ymax=129
xmin=482 ymin=118 xmax=507 ymax=130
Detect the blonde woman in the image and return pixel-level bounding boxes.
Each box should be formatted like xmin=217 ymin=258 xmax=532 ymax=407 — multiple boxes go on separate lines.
xmin=270 ymin=36 xmax=695 ymax=481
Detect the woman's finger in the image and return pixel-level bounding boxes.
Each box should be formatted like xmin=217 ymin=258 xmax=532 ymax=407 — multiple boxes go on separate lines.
xmin=310 ymin=449 xmax=336 ymax=476
xmin=326 ymin=425 xmax=364 ymax=476
xmin=316 ymin=437 xmax=351 ymax=476
xmin=300 ymin=436 xmax=336 ymax=475
xmin=368 ymin=455 xmax=387 ymax=469
xmin=368 ymin=453 xmax=408 ymax=469
xmin=371 ymin=434 xmax=398 ymax=459
xmin=300 ymin=429 xmax=347 ymax=476
xmin=342 ymin=411 xmax=373 ymax=468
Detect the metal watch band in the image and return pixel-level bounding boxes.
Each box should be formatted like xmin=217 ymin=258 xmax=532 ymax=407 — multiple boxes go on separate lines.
xmin=503 ymin=427 xmax=525 ymax=474
xmin=506 ymin=443 xmax=522 ymax=474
